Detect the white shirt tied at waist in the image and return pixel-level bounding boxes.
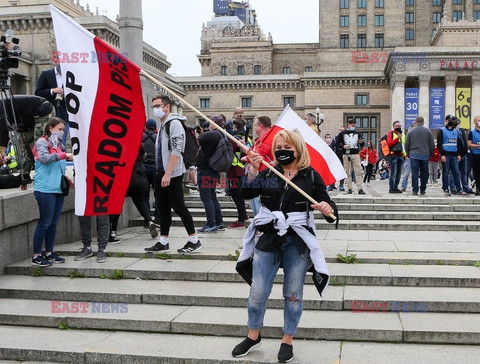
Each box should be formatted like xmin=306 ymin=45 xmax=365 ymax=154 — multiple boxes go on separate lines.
xmin=238 ymin=206 xmax=330 ymax=283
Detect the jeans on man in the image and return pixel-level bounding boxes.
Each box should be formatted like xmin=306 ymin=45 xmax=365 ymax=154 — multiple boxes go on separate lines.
xmin=33 ymin=192 xmax=64 ymax=254
xmin=401 ymin=158 xmax=411 ymax=190
xmin=457 ymin=156 xmax=470 ymax=192
xmin=442 ymin=155 xmax=462 ymax=192
xmin=428 ymin=161 xmax=439 ymax=184
xmin=248 ymin=236 xmax=311 ymax=336
xmin=78 ymin=215 xmax=109 ymax=250
xmin=197 ymin=168 xmax=224 ymax=227
xmin=389 ymin=156 xmax=404 ymax=191
xmin=410 ymin=158 xmax=429 ymax=194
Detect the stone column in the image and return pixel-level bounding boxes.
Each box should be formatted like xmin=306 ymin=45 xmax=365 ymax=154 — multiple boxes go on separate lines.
xmin=391 ymin=75 xmax=407 ymax=125
xmin=471 ymin=74 xmax=480 ymax=126
xmin=445 ymin=74 xmax=457 ymax=116
xmin=418 ymin=75 xmax=430 ymax=123
xmin=465 ymin=0 xmax=473 ymax=21
xmin=118 ymin=0 xmax=143 ymax=68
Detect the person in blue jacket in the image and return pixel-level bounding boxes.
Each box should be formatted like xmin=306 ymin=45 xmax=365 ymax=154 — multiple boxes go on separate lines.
xmin=31 ymin=117 xmax=73 ymax=266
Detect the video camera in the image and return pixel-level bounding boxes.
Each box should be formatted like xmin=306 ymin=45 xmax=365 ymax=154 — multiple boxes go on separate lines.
xmin=0 ymin=29 xmax=22 ymax=75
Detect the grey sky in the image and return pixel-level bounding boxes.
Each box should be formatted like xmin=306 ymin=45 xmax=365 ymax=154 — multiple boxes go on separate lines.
xmin=80 ymin=0 xmax=319 ymax=76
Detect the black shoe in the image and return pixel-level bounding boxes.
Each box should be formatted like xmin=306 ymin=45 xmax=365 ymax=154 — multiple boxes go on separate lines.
xmin=45 ymin=253 xmax=65 ymax=264
xmin=476 ymin=190 xmax=480 ymax=196
xmin=232 ymin=334 xmax=261 ymax=358
xmin=420 ymin=190 xmax=426 ymax=195
xmin=358 ymin=189 xmax=365 ymax=195
xmin=278 ymin=343 xmax=294 ymax=363
xmin=177 ymin=241 xmax=202 ymax=254
xmin=394 ymin=188 xmax=403 ymax=193
xmin=148 ymin=221 xmax=158 ymax=239
xmin=108 ymin=235 xmax=121 ymax=244
xmin=412 ymin=191 xmax=418 ymax=196
xmin=347 ymin=189 xmax=353 ymax=194
xmin=144 ymin=242 xmax=170 ymax=252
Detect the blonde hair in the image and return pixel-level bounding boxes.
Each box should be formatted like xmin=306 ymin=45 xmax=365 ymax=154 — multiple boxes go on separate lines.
xmin=271 ymin=129 xmax=310 ymax=170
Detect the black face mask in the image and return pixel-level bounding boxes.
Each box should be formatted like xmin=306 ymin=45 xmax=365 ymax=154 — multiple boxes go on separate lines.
xmin=394 ymin=127 xmax=402 ymax=133
xmin=275 ymin=149 xmax=296 ymax=166
xmin=447 ymin=122 xmax=456 ymax=128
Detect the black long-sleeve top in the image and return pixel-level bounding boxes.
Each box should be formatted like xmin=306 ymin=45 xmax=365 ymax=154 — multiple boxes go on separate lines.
xmin=241 ymin=165 xmax=338 ymax=253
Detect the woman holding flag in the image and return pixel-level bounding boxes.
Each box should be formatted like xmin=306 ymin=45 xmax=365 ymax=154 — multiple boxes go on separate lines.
xmin=232 ymin=129 xmax=338 ymax=362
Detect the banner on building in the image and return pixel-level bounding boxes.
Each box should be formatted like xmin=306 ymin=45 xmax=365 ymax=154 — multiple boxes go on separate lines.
xmin=429 ymin=87 xmax=445 ymax=129
xmin=405 ymin=88 xmax=419 ymax=130
xmin=455 ymin=88 xmax=471 ymax=129
xmin=50 ymin=5 xmax=146 ymax=216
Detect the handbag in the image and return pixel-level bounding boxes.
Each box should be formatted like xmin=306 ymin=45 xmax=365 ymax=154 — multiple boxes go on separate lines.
xmin=60 ymin=175 xmax=69 ymax=196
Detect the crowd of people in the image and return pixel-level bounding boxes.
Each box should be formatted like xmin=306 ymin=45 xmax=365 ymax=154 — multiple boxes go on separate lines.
xmin=325 ymin=114 xmax=480 ymax=197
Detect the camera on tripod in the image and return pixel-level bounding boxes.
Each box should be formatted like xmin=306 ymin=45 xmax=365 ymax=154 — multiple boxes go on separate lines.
xmin=0 ymin=29 xmax=22 ymax=75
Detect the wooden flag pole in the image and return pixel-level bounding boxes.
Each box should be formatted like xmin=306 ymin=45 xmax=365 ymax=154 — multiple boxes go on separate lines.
xmin=140 ymin=69 xmax=336 ymax=220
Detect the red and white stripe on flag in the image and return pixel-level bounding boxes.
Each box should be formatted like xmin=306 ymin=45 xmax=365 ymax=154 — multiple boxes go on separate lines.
xmin=263 ymin=106 xmax=347 ymax=186
xmin=50 ymin=5 xmax=146 ymax=216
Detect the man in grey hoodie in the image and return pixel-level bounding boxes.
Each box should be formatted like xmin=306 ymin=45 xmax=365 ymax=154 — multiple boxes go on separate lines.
xmin=404 ymin=116 xmax=435 ymax=196
xmin=144 ymin=95 xmax=201 ymax=253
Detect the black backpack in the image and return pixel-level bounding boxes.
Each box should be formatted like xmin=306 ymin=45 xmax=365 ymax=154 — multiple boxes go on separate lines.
xmin=165 ymin=118 xmax=200 ymax=169
xmin=209 ymin=131 xmax=235 ymax=172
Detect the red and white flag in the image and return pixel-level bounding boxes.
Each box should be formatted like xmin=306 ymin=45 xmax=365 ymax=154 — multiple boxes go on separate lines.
xmin=50 ymin=5 xmax=146 ymax=216
xmin=263 ymin=106 xmax=347 ymax=186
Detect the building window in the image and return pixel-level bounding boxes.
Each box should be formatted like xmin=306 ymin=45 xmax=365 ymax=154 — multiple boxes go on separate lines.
xmin=355 ymin=94 xmax=368 ymax=105
xmin=357 ymin=0 xmax=366 ymax=8
xmin=346 ymin=114 xmax=378 ymax=146
xmin=453 ymin=11 xmax=463 ymax=21
xmin=340 ymin=34 xmax=349 ymax=48
xmin=283 ymin=96 xmax=295 ymax=107
xmin=405 ymin=29 xmax=414 ymax=40
xmin=453 ymin=0 xmax=462 ymax=4
xmin=375 ymin=34 xmax=384 ymax=48
xmin=375 ymin=15 xmax=384 ymax=26
xmin=340 ymin=15 xmax=349 ymax=27
xmin=238 ymin=65 xmax=245 ymax=75
xmin=357 ymin=34 xmax=366 ymax=48
xmin=433 ymin=0 xmax=441 ymax=5
xmin=221 ymin=65 xmax=228 ymax=75
xmin=375 ymin=0 xmax=384 ymax=7
xmin=474 ymin=0 xmax=480 ymax=4
xmin=358 ymin=15 xmax=367 ymax=26
xmin=340 ymin=0 xmax=349 ymax=8
xmin=406 ymin=12 xmax=414 ymax=23
xmin=253 ymin=65 xmax=262 ymax=75
xmin=433 ymin=12 xmax=442 ymax=23
xmin=406 ymin=0 xmax=414 ymax=5
xmin=474 ymin=11 xmax=480 ymax=21
xmin=305 ymin=66 xmax=313 ymax=72
xmin=282 ymin=66 xmax=291 ymax=74
xmin=199 ymin=98 xmax=210 ymax=109
xmin=241 ymin=97 xmax=252 ymax=108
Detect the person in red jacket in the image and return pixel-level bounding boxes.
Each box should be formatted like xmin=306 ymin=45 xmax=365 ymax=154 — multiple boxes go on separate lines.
xmin=359 ymin=141 xmax=378 ymax=184
xmin=429 ymin=144 xmax=441 ymax=185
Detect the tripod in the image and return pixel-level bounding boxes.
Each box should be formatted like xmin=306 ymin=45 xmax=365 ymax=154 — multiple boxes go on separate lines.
xmin=0 ymin=72 xmax=28 ymax=190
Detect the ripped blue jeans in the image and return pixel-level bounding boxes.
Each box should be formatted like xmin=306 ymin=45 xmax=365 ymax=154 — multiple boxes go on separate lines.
xmin=247 ymin=236 xmax=312 ymax=336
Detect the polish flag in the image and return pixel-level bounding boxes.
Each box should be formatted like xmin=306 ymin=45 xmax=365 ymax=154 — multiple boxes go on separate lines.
xmin=50 ymin=5 xmax=146 ymax=216
xmin=263 ymin=106 xmax=347 ymax=186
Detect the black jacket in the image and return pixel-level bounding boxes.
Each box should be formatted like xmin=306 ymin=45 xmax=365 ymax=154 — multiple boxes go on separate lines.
xmin=196 ymin=129 xmax=222 ymax=170
xmin=35 ymin=68 xmax=68 ymax=122
xmin=142 ymin=130 xmax=157 ymax=166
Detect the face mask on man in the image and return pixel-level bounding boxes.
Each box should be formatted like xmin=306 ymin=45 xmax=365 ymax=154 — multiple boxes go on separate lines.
xmin=349 ymin=126 xmax=355 ymax=131
xmin=153 ymin=107 xmax=166 ymax=119
xmin=447 ymin=122 xmax=455 ymax=128
xmin=275 ymin=149 xmax=296 ymax=166
xmin=394 ymin=127 xmax=402 ymax=133
xmin=325 ymin=137 xmax=332 ymax=143
xmin=477 ymin=121 xmax=480 ymax=127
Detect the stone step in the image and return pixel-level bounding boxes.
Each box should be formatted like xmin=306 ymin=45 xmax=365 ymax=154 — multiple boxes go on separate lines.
xmin=4 ymin=326 xmax=479 ymax=364
xmin=0 ymin=298 xmax=479 ymax=344
xmin=6 ymin=258 xmax=480 ymax=288
xmin=159 ymin=207 xmax=480 ymax=221
xmin=1 ymin=276 xmax=479 ymax=313
xmin=131 ymin=216 xmax=480 ymax=231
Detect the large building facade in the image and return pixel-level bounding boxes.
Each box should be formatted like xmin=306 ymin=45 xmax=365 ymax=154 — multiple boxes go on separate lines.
xmin=178 ymin=0 xmax=480 ymax=145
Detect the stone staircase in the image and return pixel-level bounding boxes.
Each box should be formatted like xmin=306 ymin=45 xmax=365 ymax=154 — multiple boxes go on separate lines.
xmin=132 ymin=193 xmax=480 ymax=231
xmin=1 ymin=186 xmax=480 ymax=363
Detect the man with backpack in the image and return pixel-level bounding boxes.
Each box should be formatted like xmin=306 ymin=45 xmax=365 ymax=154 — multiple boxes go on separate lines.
xmin=195 ymin=115 xmax=229 ymax=233
xmin=387 ymin=120 xmax=406 ymax=193
xmin=144 ymin=95 xmax=201 ymax=254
